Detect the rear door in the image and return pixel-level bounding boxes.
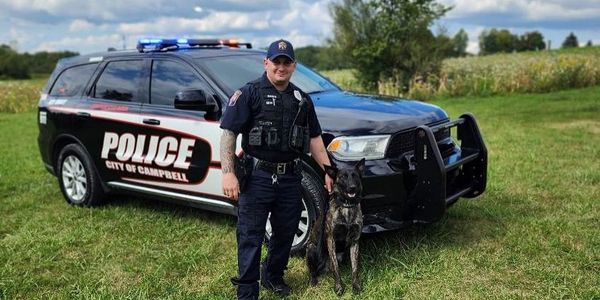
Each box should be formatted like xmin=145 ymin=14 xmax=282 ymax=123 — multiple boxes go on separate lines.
xmin=42 ymin=62 xmax=99 ymax=165
xmin=83 ymin=58 xmax=147 ymax=182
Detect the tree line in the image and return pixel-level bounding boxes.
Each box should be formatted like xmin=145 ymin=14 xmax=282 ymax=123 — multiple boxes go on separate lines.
xmin=0 ymin=45 xmax=77 ymax=79
xmin=296 ymin=0 xmax=591 ymax=93
xmin=479 ymin=30 xmax=584 ymax=54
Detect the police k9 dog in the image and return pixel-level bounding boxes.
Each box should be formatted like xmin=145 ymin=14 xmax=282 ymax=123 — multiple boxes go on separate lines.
xmin=306 ymin=158 xmax=365 ymax=295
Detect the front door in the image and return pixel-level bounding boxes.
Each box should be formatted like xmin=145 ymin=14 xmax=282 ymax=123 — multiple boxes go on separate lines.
xmin=129 ymin=58 xmax=232 ymax=206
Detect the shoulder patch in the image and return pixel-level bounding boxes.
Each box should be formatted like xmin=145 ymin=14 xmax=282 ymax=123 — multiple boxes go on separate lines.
xmin=293 ymin=90 xmax=302 ymax=101
xmin=229 ymin=90 xmax=242 ymax=106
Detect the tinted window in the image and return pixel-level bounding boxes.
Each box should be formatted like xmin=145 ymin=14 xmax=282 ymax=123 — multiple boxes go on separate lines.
xmin=196 ymin=55 xmax=339 ymax=95
xmin=151 ymin=60 xmax=207 ymax=106
xmin=49 ymin=63 xmax=98 ymax=97
xmin=94 ymin=60 xmax=144 ymax=102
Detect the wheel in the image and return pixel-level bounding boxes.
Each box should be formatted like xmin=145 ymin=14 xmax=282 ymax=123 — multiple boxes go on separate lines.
xmin=265 ymin=167 xmax=326 ymax=256
xmin=56 ymin=143 xmax=105 ymax=206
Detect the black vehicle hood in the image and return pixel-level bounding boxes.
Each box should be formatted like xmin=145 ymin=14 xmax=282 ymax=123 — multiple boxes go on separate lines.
xmin=310 ymin=91 xmax=449 ymax=136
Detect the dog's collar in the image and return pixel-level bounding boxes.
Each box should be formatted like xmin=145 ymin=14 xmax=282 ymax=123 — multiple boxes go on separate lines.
xmin=340 ymin=202 xmax=358 ymax=208
xmin=332 ymin=193 xmax=360 ymax=208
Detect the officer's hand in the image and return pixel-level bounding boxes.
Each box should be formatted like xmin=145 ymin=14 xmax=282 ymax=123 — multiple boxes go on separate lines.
xmin=222 ymin=173 xmax=240 ymax=201
xmin=325 ymin=174 xmax=334 ymax=195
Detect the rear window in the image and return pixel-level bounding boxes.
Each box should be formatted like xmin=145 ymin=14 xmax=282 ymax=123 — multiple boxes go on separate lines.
xmin=93 ymin=60 xmax=144 ymax=102
xmin=49 ymin=63 xmax=98 ymax=97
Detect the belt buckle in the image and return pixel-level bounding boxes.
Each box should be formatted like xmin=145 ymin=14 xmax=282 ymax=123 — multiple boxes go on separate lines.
xmin=276 ymin=163 xmax=286 ymax=174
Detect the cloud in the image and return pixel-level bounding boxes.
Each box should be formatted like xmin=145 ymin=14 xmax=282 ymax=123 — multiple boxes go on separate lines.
xmin=1 ymin=0 xmax=598 ymax=54
xmin=440 ymin=0 xmax=600 ymax=29
xmin=69 ymin=19 xmax=94 ymax=32
xmin=0 ymin=0 xmax=290 ymax=25
xmin=117 ymin=13 xmax=270 ymax=37
xmin=34 ymin=34 xmax=123 ymax=52
xmin=116 ymin=0 xmax=331 ymax=48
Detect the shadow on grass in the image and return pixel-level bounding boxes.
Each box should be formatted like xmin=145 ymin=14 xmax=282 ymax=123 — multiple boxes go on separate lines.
xmin=102 ymin=193 xmax=237 ymax=228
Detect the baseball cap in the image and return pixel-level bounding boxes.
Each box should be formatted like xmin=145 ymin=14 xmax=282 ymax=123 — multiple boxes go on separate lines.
xmin=267 ymin=39 xmax=295 ymax=61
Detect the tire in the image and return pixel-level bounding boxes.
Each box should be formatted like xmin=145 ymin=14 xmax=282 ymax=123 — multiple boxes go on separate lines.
xmin=264 ymin=166 xmax=327 ymax=256
xmin=56 ymin=143 xmax=105 ymax=206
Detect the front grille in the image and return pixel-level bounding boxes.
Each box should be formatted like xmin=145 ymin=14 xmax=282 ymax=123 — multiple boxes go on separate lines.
xmin=386 ymin=124 xmax=451 ymax=158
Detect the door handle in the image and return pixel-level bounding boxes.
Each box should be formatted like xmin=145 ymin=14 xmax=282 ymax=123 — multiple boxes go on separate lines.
xmin=143 ymin=118 xmax=161 ymax=125
xmin=77 ymin=112 xmax=91 ymax=118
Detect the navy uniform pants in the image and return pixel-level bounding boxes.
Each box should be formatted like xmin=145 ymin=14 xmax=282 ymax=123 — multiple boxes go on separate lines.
xmin=231 ymin=168 xmax=303 ymax=300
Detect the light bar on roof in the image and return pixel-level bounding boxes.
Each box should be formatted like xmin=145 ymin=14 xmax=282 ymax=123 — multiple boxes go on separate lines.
xmin=136 ymin=37 xmax=252 ymax=52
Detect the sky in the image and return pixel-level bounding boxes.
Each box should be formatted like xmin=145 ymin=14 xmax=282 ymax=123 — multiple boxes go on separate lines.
xmin=1 ymin=0 xmax=599 ymax=55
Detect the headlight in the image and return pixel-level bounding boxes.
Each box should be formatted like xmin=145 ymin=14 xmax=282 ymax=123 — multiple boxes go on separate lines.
xmin=327 ymin=135 xmax=390 ymax=161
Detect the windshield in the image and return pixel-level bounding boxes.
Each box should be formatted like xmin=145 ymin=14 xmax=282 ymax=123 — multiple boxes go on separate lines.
xmin=196 ymin=54 xmax=340 ymax=96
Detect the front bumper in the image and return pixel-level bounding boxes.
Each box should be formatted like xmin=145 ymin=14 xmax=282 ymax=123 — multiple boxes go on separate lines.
xmin=336 ymin=113 xmax=488 ymax=232
xmin=411 ymin=113 xmax=487 ymax=223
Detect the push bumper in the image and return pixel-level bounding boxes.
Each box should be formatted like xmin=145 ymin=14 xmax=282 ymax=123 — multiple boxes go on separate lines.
xmin=412 ymin=113 xmax=488 ymax=223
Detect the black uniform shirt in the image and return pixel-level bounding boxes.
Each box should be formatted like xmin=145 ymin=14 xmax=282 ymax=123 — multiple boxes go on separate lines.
xmin=220 ymin=72 xmax=322 ymax=162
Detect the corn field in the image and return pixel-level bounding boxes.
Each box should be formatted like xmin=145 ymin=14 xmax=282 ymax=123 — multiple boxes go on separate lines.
xmin=0 ymin=79 xmax=45 ymax=113
xmin=323 ymin=47 xmax=600 ymax=100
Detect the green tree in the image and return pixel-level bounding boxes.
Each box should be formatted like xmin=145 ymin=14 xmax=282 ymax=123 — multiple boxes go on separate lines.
xmin=317 ymin=44 xmax=352 ymax=70
xmin=295 ymin=45 xmax=352 ymax=70
xmin=295 ymin=46 xmax=321 ymax=69
xmin=518 ymin=31 xmax=546 ymax=51
xmin=0 ymin=45 xmax=30 ymax=79
xmin=330 ymin=0 xmax=450 ymax=91
xmin=435 ymin=32 xmax=455 ymax=58
xmin=479 ymin=29 xmax=518 ymax=55
xmin=562 ymin=32 xmax=579 ymax=48
xmin=27 ymin=50 xmax=78 ymax=74
xmin=585 ymin=40 xmax=592 ymax=47
xmin=452 ymin=28 xmax=469 ymax=57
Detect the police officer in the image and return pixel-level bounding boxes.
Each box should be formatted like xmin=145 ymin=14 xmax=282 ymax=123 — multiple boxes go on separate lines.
xmin=220 ymin=39 xmax=333 ymax=299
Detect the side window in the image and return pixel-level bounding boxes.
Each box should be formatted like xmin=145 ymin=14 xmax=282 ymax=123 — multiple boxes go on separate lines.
xmin=150 ymin=60 xmax=207 ymax=106
xmin=94 ymin=60 xmax=144 ymax=102
xmin=49 ymin=64 xmax=98 ymax=97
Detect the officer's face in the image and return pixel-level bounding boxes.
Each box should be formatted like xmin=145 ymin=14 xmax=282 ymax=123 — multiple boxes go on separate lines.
xmin=264 ymin=56 xmax=296 ymax=87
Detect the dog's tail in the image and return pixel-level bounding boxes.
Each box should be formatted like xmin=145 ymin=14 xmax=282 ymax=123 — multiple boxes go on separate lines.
xmin=306 ymin=213 xmax=326 ymax=285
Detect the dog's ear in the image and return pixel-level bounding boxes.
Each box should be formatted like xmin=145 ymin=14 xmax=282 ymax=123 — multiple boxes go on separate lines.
xmin=324 ymin=164 xmax=338 ymax=180
xmin=355 ymin=158 xmax=366 ymax=176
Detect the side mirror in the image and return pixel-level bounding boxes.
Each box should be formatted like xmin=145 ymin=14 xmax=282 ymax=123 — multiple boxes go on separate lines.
xmin=174 ymin=89 xmax=217 ymax=112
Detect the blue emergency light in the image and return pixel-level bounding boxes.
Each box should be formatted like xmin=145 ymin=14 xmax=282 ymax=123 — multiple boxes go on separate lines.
xmin=136 ymin=37 xmax=252 ymax=52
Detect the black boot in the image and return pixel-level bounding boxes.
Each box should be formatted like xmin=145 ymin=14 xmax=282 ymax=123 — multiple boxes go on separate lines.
xmin=261 ymin=278 xmax=291 ymax=296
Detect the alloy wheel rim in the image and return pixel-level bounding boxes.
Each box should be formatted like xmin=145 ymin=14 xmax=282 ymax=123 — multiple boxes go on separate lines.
xmin=61 ymin=155 xmax=87 ymax=202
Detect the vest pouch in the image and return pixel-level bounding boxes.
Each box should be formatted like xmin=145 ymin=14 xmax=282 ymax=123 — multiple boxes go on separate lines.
xmin=249 ymin=126 xmax=263 ymax=146
xmin=290 ymin=125 xmax=310 ymax=153
xmin=266 ymin=128 xmax=280 ymax=147
xmin=302 ymin=126 xmax=310 ymax=153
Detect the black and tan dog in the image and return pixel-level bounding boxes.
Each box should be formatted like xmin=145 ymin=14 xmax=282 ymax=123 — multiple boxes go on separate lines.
xmin=306 ymin=158 xmax=365 ymax=295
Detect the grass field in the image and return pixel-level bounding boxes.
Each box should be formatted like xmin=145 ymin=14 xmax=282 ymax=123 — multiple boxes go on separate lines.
xmin=322 ymin=46 xmax=600 ymax=101
xmin=1 ymin=78 xmax=598 ymax=299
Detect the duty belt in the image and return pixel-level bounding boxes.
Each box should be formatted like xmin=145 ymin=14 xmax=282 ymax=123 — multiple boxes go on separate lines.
xmin=253 ymin=158 xmax=299 ymax=175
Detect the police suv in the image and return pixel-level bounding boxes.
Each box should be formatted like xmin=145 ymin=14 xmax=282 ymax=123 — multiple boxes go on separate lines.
xmin=38 ymin=38 xmax=487 ymax=253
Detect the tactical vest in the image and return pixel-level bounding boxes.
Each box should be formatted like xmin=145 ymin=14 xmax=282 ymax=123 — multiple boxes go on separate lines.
xmin=243 ymin=83 xmax=310 ymax=160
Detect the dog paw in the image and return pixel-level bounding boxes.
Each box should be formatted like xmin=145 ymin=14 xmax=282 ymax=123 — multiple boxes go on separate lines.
xmin=334 ymin=284 xmax=344 ymax=296
xmin=310 ymin=277 xmax=318 ymax=286
xmin=352 ymin=281 xmax=362 ymax=294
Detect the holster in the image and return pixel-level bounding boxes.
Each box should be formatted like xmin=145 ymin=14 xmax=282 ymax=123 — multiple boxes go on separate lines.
xmin=235 ymin=154 xmax=254 ymax=192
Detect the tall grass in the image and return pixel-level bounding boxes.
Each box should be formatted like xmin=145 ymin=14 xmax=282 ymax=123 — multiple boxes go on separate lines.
xmin=436 ymin=50 xmax=600 ymax=97
xmin=323 ymin=47 xmax=600 ymax=100
xmin=0 ymin=79 xmax=45 ymax=113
